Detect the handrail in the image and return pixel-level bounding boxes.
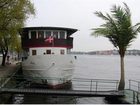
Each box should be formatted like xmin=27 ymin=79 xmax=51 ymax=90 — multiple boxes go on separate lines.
xmin=129 ymin=80 xmax=140 ymax=92
xmin=0 ymin=76 xmax=119 ymax=92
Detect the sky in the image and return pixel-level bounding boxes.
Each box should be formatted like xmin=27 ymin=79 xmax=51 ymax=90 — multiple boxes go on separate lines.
xmin=26 ymin=0 xmax=140 ymax=52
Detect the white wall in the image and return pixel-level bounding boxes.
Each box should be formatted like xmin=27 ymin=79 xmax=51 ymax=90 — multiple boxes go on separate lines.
xmin=29 ymin=47 xmax=67 ymax=55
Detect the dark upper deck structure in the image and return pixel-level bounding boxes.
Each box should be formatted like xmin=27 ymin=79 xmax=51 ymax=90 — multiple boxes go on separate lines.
xmin=20 ymin=27 xmax=78 ymax=49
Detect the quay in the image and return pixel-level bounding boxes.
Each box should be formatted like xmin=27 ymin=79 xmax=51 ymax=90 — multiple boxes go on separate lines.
xmin=0 ymin=62 xmax=21 ymax=88
xmin=0 ymin=62 xmax=20 ymax=78
xmin=0 ymin=60 xmax=21 ymax=104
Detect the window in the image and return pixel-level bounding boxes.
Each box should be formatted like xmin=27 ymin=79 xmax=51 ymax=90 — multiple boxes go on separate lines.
xmin=60 ymin=49 xmax=65 ymax=55
xmin=32 ymin=50 xmax=36 ymax=55
xmin=45 ymin=31 xmax=51 ymax=38
xmin=46 ymin=50 xmax=51 ymax=54
xmin=28 ymin=32 xmax=31 ymax=39
xmin=38 ymin=31 xmax=44 ymax=39
xmin=53 ymin=31 xmax=59 ymax=39
xmin=31 ymin=31 xmax=36 ymax=39
xmin=59 ymin=31 xmax=65 ymax=39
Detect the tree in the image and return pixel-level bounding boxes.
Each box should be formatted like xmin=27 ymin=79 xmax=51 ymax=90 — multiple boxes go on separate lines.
xmin=0 ymin=0 xmax=35 ymax=66
xmin=10 ymin=35 xmax=22 ymax=61
xmin=92 ymin=3 xmax=140 ymax=90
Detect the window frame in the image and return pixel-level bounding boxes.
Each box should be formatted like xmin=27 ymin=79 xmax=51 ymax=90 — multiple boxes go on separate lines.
xmin=32 ymin=50 xmax=37 ymax=55
xmin=46 ymin=49 xmax=51 ymax=54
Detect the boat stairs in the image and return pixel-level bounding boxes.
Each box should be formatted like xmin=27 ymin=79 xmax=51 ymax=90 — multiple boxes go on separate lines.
xmin=0 ymin=76 xmax=124 ymax=98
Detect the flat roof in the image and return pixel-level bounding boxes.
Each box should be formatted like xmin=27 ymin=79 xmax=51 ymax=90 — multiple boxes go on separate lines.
xmin=21 ymin=26 xmax=78 ymax=36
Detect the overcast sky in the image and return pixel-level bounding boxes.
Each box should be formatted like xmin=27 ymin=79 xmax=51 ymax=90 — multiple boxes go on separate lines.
xmin=26 ymin=0 xmax=140 ymax=52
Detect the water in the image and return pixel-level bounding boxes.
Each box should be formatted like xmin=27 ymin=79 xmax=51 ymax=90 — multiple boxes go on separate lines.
xmin=74 ymin=55 xmax=140 ymax=81
xmin=4 ymin=55 xmax=140 ymax=104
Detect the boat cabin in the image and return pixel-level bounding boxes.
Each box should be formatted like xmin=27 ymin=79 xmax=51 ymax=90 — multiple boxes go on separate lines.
xmin=20 ymin=27 xmax=77 ymax=58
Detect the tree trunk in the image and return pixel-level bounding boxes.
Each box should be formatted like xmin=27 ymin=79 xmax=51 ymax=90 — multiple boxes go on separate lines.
xmin=118 ymin=56 xmax=125 ymax=90
xmin=1 ymin=52 xmax=7 ymax=66
xmin=1 ymin=47 xmax=8 ymax=66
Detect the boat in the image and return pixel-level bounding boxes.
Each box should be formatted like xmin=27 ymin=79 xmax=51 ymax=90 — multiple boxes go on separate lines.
xmin=20 ymin=27 xmax=77 ymax=88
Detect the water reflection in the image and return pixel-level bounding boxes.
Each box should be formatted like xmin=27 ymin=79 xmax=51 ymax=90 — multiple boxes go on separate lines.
xmin=20 ymin=94 xmax=77 ymax=104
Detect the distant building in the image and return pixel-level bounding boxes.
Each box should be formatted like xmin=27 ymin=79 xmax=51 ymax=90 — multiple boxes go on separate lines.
xmin=126 ymin=50 xmax=140 ymax=55
xmin=87 ymin=49 xmax=140 ymax=56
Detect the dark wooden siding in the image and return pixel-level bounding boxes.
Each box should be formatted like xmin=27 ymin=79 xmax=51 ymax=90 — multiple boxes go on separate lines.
xmin=21 ymin=38 xmax=73 ymax=48
xmin=20 ymin=27 xmax=77 ymax=49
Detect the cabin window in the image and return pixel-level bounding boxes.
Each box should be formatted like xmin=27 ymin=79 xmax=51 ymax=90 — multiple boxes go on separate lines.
xmin=59 ymin=31 xmax=65 ymax=39
xmin=45 ymin=31 xmax=51 ymax=38
xmin=38 ymin=31 xmax=44 ymax=39
xmin=28 ymin=32 xmax=31 ymax=39
xmin=31 ymin=31 xmax=36 ymax=39
xmin=32 ymin=50 xmax=36 ymax=55
xmin=46 ymin=50 xmax=51 ymax=54
xmin=60 ymin=49 xmax=65 ymax=55
xmin=53 ymin=31 xmax=59 ymax=39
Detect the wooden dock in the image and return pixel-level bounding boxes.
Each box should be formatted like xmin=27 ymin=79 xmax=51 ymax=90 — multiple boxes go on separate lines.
xmin=0 ymin=88 xmax=124 ymax=97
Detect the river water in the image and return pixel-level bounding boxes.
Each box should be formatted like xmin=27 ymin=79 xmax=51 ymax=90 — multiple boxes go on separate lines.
xmin=74 ymin=55 xmax=140 ymax=83
xmin=5 ymin=55 xmax=140 ymax=104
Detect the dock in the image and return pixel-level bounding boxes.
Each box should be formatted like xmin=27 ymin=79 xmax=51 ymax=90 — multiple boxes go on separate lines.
xmin=0 ymin=88 xmax=124 ymax=97
xmin=0 ymin=75 xmax=124 ymax=98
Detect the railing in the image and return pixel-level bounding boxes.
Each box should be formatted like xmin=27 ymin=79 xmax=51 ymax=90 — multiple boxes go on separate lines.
xmin=0 ymin=76 xmax=119 ymax=92
xmin=129 ymin=80 xmax=140 ymax=92
xmin=123 ymin=80 xmax=140 ymax=104
xmin=72 ymin=78 xmax=119 ymax=91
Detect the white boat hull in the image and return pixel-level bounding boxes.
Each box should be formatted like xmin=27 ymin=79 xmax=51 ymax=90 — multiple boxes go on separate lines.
xmin=22 ymin=55 xmax=75 ymax=87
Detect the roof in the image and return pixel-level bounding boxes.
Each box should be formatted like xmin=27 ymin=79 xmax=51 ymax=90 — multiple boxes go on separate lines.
xmin=21 ymin=26 xmax=78 ymax=36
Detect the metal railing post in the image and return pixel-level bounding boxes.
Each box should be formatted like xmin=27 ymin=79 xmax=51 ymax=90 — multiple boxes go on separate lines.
xmin=129 ymin=80 xmax=131 ymax=90
xmin=0 ymin=78 xmax=1 ymax=88
xmin=95 ymin=81 xmax=98 ymax=92
xmin=90 ymin=79 xmax=92 ymax=91
xmin=133 ymin=91 xmax=136 ymax=104
xmin=116 ymin=81 xmax=118 ymax=91
xmin=138 ymin=82 xmax=140 ymax=92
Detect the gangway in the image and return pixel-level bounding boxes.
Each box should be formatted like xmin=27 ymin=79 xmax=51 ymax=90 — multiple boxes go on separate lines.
xmin=0 ymin=88 xmax=124 ymax=97
xmin=0 ymin=76 xmax=124 ymax=97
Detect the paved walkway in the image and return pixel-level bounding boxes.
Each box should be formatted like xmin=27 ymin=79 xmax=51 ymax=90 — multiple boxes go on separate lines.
xmin=0 ymin=61 xmax=20 ymax=78
xmin=0 ymin=60 xmax=21 ymax=104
